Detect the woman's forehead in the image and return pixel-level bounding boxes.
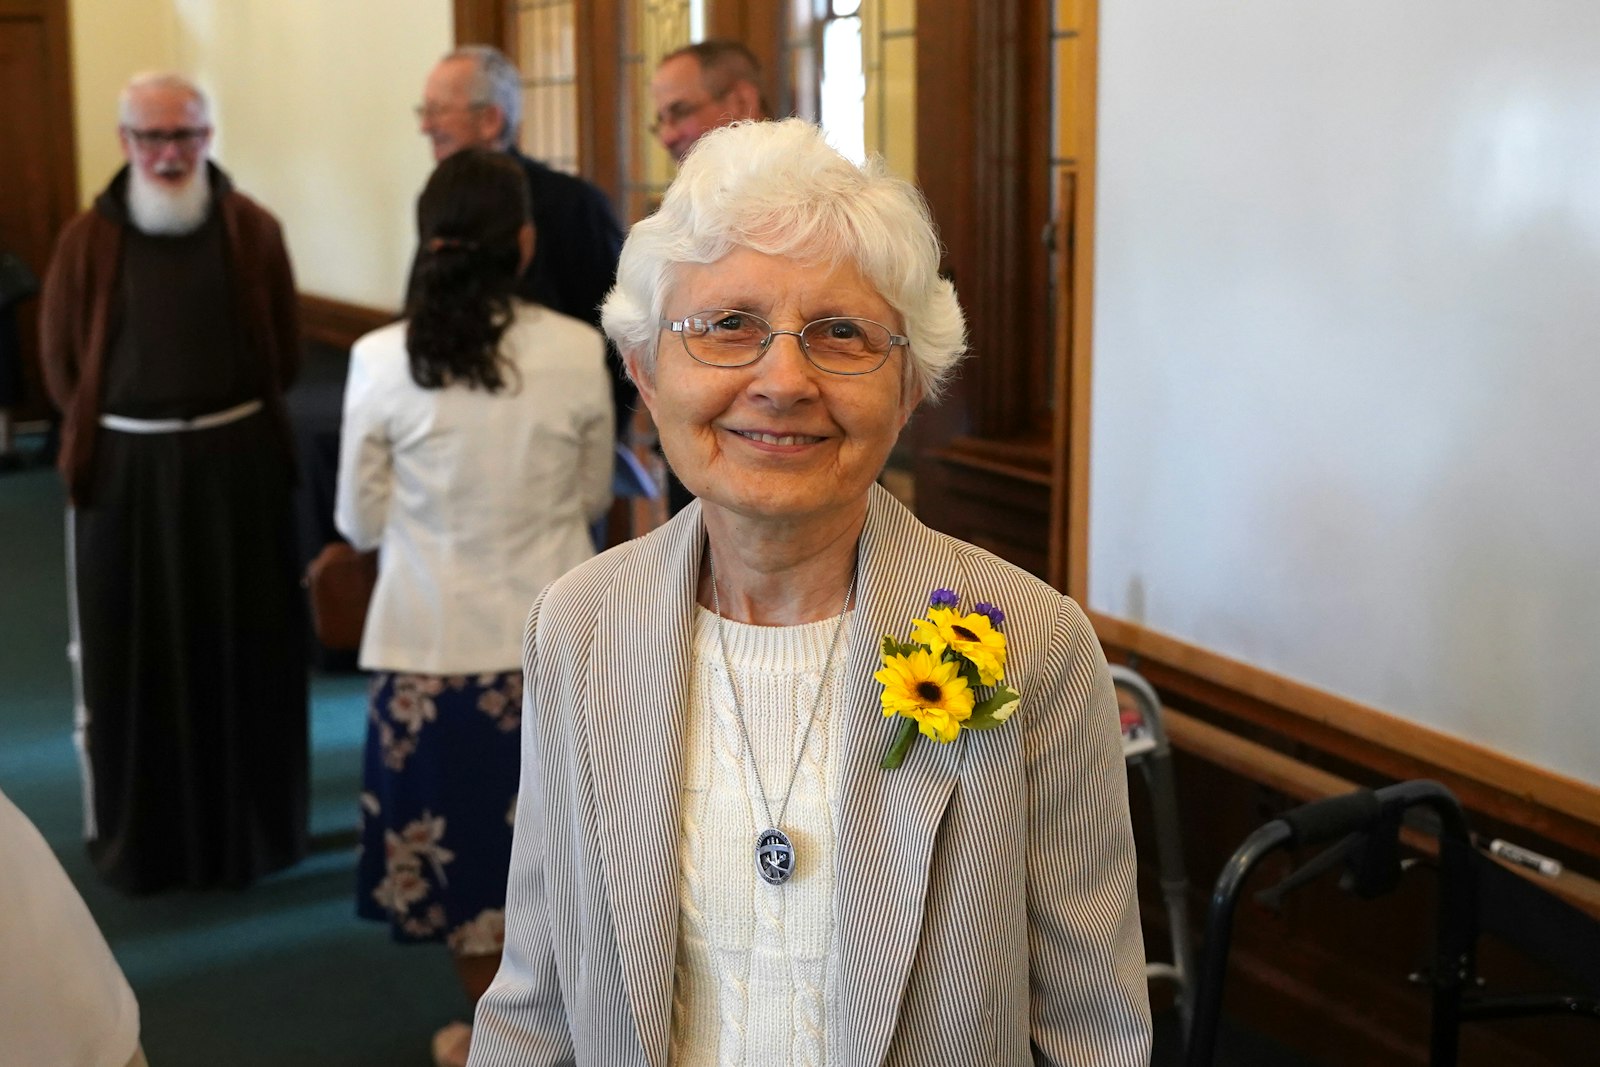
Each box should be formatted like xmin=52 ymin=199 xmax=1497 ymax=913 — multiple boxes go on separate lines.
xmin=666 ymin=247 xmax=894 ymax=318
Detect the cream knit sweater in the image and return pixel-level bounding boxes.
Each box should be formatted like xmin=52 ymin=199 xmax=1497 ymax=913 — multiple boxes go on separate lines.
xmin=670 ymin=607 xmax=851 ymax=1066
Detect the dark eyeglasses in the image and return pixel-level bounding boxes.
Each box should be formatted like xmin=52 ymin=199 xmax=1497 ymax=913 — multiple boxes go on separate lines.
xmin=660 ymin=309 xmax=908 ymax=375
xmin=123 ymin=127 xmax=210 ymax=150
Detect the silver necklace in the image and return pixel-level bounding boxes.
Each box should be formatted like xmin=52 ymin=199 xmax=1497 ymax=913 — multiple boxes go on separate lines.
xmin=708 ymin=553 xmax=854 ymax=886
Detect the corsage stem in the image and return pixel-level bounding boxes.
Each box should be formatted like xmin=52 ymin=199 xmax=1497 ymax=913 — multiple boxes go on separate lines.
xmin=880 ymin=717 xmax=920 ymax=770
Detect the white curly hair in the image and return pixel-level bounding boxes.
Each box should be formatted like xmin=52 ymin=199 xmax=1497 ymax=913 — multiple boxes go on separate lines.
xmin=600 ymin=119 xmax=968 ymax=402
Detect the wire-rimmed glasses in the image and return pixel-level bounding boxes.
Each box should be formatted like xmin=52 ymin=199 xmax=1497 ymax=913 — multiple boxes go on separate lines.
xmin=659 ymin=309 xmax=908 ymax=375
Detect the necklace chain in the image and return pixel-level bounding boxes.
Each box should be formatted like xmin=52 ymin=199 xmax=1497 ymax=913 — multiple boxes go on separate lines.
xmin=708 ymin=551 xmax=855 ymax=876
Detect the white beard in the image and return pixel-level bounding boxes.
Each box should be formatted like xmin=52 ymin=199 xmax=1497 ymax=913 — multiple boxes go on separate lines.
xmin=127 ymin=165 xmax=212 ymax=236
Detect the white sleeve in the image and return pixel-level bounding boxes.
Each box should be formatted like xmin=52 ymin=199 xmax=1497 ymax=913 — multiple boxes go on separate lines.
xmin=334 ymin=339 xmax=393 ymax=552
xmin=0 ymin=788 xmax=142 ymax=1067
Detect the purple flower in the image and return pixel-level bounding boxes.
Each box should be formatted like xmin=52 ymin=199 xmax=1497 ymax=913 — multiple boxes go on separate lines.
xmin=930 ymin=588 xmax=960 ymax=609
xmin=973 ymin=601 xmax=1005 ymax=627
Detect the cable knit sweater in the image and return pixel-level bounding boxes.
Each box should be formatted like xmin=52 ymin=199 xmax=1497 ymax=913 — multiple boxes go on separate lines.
xmin=670 ymin=607 xmax=853 ymax=1065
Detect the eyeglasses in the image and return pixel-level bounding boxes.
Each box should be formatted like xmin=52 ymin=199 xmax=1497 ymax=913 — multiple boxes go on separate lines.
xmin=122 ymin=127 xmax=209 ymax=150
xmin=660 ymin=310 xmax=908 ymax=375
xmin=413 ymin=101 xmax=488 ymax=121
xmin=648 ymin=90 xmax=727 ymax=136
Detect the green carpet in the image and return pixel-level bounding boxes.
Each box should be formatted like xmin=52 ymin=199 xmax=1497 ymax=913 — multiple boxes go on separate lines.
xmin=1 ymin=463 xmax=463 ymax=1067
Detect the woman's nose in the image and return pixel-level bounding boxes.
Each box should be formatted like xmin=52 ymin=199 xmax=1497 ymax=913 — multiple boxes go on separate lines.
xmin=748 ymin=332 xmax=820 ymax=402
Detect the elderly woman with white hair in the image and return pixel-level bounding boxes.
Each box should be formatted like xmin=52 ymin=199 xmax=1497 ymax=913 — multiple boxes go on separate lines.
xmin=468 ymin=119 xmax=1151 ymax=1065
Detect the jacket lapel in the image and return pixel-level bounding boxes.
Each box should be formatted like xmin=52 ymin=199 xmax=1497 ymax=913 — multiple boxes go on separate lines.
xmin=581 ymin=506 xmax=705 ymax=1065
xmin=833 ymin=486 xmax=970 ymax=1065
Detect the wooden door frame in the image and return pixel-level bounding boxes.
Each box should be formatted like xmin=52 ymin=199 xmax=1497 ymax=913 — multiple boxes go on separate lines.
xmin=1 ymin=0 xmax=78 ymax=424
xmin=0 ymin=0 xmax=79 ymax=230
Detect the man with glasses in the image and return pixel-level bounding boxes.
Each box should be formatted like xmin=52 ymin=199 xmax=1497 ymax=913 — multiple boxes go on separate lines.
xmin=650 ymin=40 xmax=770 ymax=164
xmin=38 ymin=72 xmax=309 ymax=894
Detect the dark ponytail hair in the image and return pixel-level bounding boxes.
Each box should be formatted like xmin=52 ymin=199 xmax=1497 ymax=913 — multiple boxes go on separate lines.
xmin=404 ymin=148 xmax=530 ymax=392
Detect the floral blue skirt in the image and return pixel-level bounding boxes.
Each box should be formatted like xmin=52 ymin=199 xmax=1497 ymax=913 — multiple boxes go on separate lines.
xmin=355 ymin=670 xmax=521 ymax=956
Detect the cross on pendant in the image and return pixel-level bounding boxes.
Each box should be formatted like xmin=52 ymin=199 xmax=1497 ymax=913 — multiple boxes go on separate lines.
xmin=755 ymin=828 xmax=795 ymax=885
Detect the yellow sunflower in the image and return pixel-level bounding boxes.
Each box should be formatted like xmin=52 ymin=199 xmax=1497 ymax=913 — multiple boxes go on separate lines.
xmin=875 ymin=648 xmax=975 ymax=743
xmin=910 ymin=607 xmax=1008 ymax=686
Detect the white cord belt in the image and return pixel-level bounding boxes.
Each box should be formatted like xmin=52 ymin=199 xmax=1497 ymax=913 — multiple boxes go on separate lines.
xmin=98 ymin=398 xmax=263 ymax=434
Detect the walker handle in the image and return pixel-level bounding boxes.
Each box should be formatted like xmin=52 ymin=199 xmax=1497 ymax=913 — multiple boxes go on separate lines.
xmin=1279 ymin=789 xmax=1381 ymax=848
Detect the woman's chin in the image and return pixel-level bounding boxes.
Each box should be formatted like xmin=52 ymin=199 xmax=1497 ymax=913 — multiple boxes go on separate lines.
xmin=696 ymin=479 xmax=873 ymax=532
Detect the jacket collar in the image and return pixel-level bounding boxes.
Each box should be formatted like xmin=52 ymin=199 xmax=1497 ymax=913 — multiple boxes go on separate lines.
xmin=582 ymin=485 xmax=968 ymax=1065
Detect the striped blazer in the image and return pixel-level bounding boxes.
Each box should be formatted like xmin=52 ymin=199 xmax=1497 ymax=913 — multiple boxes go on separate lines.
xmin=469 ymin=484 xmax=1152 ymax=1066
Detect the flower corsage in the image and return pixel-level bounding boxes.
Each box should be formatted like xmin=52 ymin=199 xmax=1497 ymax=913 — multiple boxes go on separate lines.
xmin=875 ymin=588 xmax=1022 ymax=770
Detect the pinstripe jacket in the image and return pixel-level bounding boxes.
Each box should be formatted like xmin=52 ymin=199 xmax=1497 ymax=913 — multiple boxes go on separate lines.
xmin=469 ymin=484 xmax=1152 ymax=1066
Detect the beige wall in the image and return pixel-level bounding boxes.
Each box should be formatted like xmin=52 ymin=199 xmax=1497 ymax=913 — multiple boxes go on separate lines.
xmin=69 ymin=0 xmax=453 ymax=309
xmin=70 ymin=0 xmax=180 ymax=199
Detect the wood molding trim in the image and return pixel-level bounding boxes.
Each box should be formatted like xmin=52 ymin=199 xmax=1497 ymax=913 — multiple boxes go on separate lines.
xmin=574 ymin=0 xmax=622 ymax=200
xmin=705 ymin=0 xmax=784 ymax=109
xmin=298 ymin=294 xmax=394 ymax=350
xmin=932 ymin=435 xmax=1052 ymax=486
xmin=1137 ymin=712 xmax=1596 ymax=1064
xmin=452 ymin=0 xmax=506 ymax=48
xmin=1 ymin=0 xmax=78 ymax=422
xmin=968 ymin=0 xmax=1049 ymax=439
xmin=1163 ymin=707 xmax=1600 ymax=918
xmin=1062 ymin=1 xmax=1098 ymax=600
xmin=1098 ymin=613 xmax=1600 ymax=855
xmin=0 ymin=0 xmax=78 ymax=219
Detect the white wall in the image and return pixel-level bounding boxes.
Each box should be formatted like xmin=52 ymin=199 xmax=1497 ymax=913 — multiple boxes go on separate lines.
xmin=1090 ymin=1 xmax=1600 ymax=784
xmin=69 ymin=0 xmax=452 ymax=308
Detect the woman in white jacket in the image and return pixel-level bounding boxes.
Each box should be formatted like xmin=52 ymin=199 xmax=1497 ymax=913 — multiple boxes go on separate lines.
xmin=334 ymin=148 xmax=613 ymax=1065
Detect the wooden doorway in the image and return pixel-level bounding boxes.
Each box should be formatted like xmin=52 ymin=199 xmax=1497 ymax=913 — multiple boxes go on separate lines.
xmin=0 ymin=0 xmax=77 ymax=426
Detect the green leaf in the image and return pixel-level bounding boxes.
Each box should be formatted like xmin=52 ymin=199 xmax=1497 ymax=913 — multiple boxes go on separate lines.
xmin=956 ymin=656 xmax=982 ymax=690
xmin=964 ymin=687 xmax=1022 ymax=730
xmin=880 ymin=634 xmax=924 ymax=659
xmin=879 ymin=716 xmax=920 ymax=769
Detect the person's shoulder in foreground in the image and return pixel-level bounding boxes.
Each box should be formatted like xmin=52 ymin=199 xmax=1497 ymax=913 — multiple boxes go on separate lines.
xmin=0 ymin=788 xmax=147 ymax=1067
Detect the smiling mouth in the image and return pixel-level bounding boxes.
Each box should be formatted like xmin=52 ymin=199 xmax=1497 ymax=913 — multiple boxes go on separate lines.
xmin=733 ymin=430 xmax=826 ymax=446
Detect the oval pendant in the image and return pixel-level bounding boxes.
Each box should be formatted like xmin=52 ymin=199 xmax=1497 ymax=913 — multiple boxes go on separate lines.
xmin=755 ymin=827 xmax=795 ymax=885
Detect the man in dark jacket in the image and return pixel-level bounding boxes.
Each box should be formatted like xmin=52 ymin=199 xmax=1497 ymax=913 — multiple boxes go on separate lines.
xmin=418 ymin=46 xmax=634 ymax=435
xmin=38 ymin=73 xmax=308 ymax=894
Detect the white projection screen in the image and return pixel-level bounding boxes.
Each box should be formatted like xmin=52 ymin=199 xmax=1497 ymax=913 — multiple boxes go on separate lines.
xmin=1087 ymin=1 xmax=1600 ymax=785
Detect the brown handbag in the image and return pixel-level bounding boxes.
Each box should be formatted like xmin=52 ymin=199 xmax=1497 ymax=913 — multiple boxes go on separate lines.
xmin=303 ymin=541 xmax=378 ymax=652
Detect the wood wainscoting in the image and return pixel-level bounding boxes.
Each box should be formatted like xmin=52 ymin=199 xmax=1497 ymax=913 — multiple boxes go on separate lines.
xmin=297 ymin=293 xmax=395 ymax=351
xmin=1124 ymin=659 xmax=1599 ymax=1065
xmin=915 ymin=435 xmax=1054 ymax=580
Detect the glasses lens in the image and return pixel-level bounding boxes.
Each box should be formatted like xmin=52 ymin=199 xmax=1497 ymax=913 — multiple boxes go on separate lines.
xmin=800 ymin=318 xmax=893 ymax=372
xmin=131 ymin=128 xmax=205 ymax=149
xmin=680 ymin=311 xmax=770 ymax=366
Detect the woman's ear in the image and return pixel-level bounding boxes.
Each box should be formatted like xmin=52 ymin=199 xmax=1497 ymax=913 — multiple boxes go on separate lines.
xmin=624 ymin=349 xmax=656 ymax=412
xmin=897 ymin=355 xmax=923 ymax=428
xmin=517 ymin=221 xmax=536 ymax=275
xmin=727 ymin=79 xmax=764 ymax=122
